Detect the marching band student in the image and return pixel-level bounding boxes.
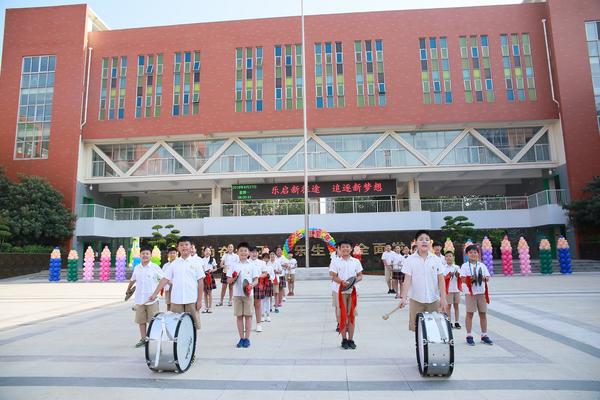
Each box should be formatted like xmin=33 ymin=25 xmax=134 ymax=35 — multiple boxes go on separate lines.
xmin=260 ymin=252 xmax=274 ymax=323
xmin=126 ymin=245 xmax=163 ymax=348
xmin=276 ymin=247 xmax=289 ymax=301
xmin=218 ymin=244 xmax=238 ymax=307
xmin=331 ymin=248 xmax=341 ymax=332
xmin=227 ymin=242 xmax=260 ymax=348
xmin=399 ymin=230 xmax=448 ymax=331
xmin=286 ymin=252 xmax=298 ymax=296
xmin=150 ymin=237 xmax=205 ymax=331
xmin=443 ymin=250 xmax=462 ymax=329
xmin=162 ymin=247 xmax=178 ymax=312
xmin=267 ymin=251 xmax=281 ymax=313
xmin=201 ymin=246 xmax=217 ymax=314
xmin=460 ymin=245 xmax=493 ymax=346
xmin=330 ymin=240 xmax=363 ymax=350
xmin=249 ymin=247 xmax=267 ymax=332
xmin=402 ymin=245 xmax=410 ymax=258
xmin=381 ymin=244 xmax=396 ymax=294
xmin=391 ymin=244 xmax=404 ymax=299
xmin=433 ymin=241 xmax=445 ymax=264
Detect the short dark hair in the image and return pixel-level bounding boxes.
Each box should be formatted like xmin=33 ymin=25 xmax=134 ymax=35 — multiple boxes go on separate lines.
xmin=177 ymin=236 xmax=192 ymax=245
xmin=237 ymin=242 xmax=250 ymax=250
xmin=140 ymin=245 xmax=153 ymax=253
xmin=336 ymin=239 xmax=352 ymax=248
xmin=444 ymin=250 xmax=454 ymax=256
xmin=249 ymin=246 xmax=258 ymax=252
xmin=432 ymin=241 xmax=442 ymax=248
xmin=414 ymin=230 xmax=430 ymax=240
xmin=385 ymin=243 xmax=392 ymax=247
xmin=261 ymin=253 xmax=270 ymax=259
xmin=167 ymin=247 xmax=178 ymax=253
xmin=465 ymin=244 xmax=479 ymax=253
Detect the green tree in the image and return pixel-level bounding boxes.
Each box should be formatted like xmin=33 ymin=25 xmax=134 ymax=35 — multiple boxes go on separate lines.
xmin=147 ymin=224 xmax=181 ymax=249
xmin=164 ymin=224 xmax=181 ymax=248
xmin=564 ymin=177 xmax=600 ymax=230
xmin=0 ymin=170 xmax=75 ymax=246
xmin=440 ymin=215 xmax=475 ymax=245
xmin=0 ymin=216 xmax=11 ymax=245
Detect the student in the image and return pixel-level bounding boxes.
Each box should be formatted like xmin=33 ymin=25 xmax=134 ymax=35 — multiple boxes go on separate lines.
xmin=381 ymin=244 xmax=395 ymax=294
xmin=126 ymin=245 xmax=163 ymax=347
xmin=150 ymin=237 xmax=205 ymax=331
xmin=201 ymin=246 xmax=217 ymax=313
xmin=162 ymin=247 xmax=178 ymax=312
xmin=260 ymin=252 xmax=274 ymax=323
xmin=276 ymin=247 xmax=289 ymax=301
xmin=460 ymin=245 xmax=493 ymax=346
xmin=399 ymin=230 xmax=448 ymax=331
xmin=286 ymin=252 xmax=298 ymax=296
xmin=402 ymin=245 xmax=410 ymax=258
xmin=443 ymin=250 xmax=462 ymax=329
xmin=227 ymin=242 xmax=260 ymax=348
xmin=391 ymin=244 xmax=404 ymax=299
xmin=218 ymin=244 xmax=238 ymax=307
xmin=331 ymin=248 xmax=341 ymax=332
xmin=250 ymin=246 xmax=267 ymax=332
xmin=432 ymin=241 xmax=445 ymax=264
xmin=267 ymin=251 xmax=281 ymax=313
xmin=330 ymin=240 xmax=363 ymax=350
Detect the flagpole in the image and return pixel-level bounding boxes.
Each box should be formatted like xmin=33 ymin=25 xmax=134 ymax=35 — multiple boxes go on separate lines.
xmin=301 ymin=0 xmax=310 ymax=268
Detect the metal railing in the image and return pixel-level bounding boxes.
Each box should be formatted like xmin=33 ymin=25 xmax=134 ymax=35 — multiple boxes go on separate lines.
xmin=78 ymin=189 xmax=568 ymax=220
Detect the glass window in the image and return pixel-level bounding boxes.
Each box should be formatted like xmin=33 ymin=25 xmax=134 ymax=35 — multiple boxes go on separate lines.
xmin=207 ymin=142 xmax=265 ymax=173
xmin=280 ymin=139 xmax=343 ymax=170
xmin=399 ymin=131 xmax=461 ymax=161
xmin=132 ymin=146 xmax=188 ymax=176
xmin=440 ymin=134 xmax=503 ymax=165
xmin=476 ymin=126 xmax=542 ymax=159
xmin=586 ymin=21 xmax=600 ymax=130
xmin=96 ymin=143 xmax=153 ymax=172
xmin=319 ymin=133 xmax=382 ymax=164
xmin=518 ymin=133 xmax=550 ymax=162
xmin=242 ymin=136 xmax=302 ymax=167
xmin=168 ymin=140 xmax=226 ymax=170
xmin=358 ymin=136 xmax=423 ymax=168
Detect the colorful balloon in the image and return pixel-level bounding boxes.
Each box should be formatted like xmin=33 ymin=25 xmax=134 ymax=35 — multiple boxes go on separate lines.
xmin=500 ymin=236 xmax=514 ymax=276
xmin=99 ymin=246 xmax=111 ymax=281
xmin=282 ymin=227 xmax=336 ymax=257
xmin=539 ymin=238 xmax=553 ymax=275
xmin=115 ymin=245 xmax=127 ymax=282
xmin=557 ymin=236 xmax=572 ymax=274
xmin=481 ymin=236 xmax=494 ymax=276
xmin=83 ymin=246 xmax=95 ymax=281
xmin=49 ymin=247 xmax=62 ymax=282
xmin=67 ymin=249 xmax=79 ymax=282
xmin=517 ymin=237 xmax=531 ymax=276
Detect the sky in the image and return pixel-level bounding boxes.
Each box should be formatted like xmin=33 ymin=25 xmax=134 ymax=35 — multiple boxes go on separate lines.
xmin=0 ymin=0 xmax=522 ymax=62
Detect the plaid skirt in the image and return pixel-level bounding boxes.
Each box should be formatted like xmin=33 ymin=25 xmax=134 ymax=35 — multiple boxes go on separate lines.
xmin=220 ymin=273 xmax=228 ymax=284
xmin=204 ymin=274 xmax=217 ymax=292
xmin=279 ymin=278 xmax=287 ymax=289
xmin=254 ymin=278 xmax=272 ymax=299
xmin=392 ymin=270 xmax=405 ymax=282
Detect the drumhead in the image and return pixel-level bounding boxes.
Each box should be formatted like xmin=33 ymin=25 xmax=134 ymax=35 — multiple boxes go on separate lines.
xmin=415 ymin=312 xmax=428 ymax=376
xmin=173 ymin=312 xmax=196 ymax=373
xmin=145 ymin=312 xmax=163 ymax=368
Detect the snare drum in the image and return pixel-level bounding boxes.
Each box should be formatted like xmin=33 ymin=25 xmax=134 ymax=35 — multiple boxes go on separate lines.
xmin=415 ymin=311 xmax=454 ymax=377
xmin=145 ymin=312 xmax=197 ymax=373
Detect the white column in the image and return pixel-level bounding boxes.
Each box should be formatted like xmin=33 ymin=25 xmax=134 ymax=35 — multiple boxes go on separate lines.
xmin=210 ymin=186 xmax=222 ymax=217
xmin=408 ymin=179 xmax=421 ymax=211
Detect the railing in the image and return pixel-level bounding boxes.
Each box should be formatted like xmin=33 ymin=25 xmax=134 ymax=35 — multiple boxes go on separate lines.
xmin=78 ymin=204 xmax=210 ymax=220
xmin=78 ymin=189 xmax=568 ymax=220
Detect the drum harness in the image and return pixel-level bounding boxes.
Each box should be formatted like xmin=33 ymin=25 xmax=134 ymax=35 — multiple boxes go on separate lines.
xmin=151 ymin=315 xmax=176 ymax=369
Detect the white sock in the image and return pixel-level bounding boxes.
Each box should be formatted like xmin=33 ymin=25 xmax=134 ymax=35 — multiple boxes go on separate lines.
xmin=467 ymin=331 xmax=472 ymax=336
xmin=481 ymin=332 xmax=487 ymax=337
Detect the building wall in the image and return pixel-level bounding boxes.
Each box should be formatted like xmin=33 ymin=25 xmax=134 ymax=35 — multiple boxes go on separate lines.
xmin=0 ymin=5 xmax=89 ymax=209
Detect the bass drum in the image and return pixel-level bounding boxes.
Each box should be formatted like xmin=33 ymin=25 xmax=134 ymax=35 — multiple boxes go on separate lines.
xmin=145 ymin=312 xmax=196 ymax=373
xmin=415 ymin=311 xmax=454 ymax=377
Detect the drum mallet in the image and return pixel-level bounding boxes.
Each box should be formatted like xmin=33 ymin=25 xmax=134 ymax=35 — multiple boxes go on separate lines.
xmin=382 ymin=303 xmax=403 ymax=320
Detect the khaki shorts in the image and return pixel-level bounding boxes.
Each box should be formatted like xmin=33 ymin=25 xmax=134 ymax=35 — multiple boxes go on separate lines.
xmin=466 ymin=294 xmax=487 ymax=313
xmin=171 ymin=303 xmax=201 ymax=330
xmin=384 ymin=266 xmax=392 ymax=283
xmin=287 ymin=274 xmax=295 ymax=283
xmin=164 ymin=290 xmax=171 ymax=305
xmin=446 ymin=292 xmax=460 ymax=304
xmin=273 ymin=283 xmax=280 ymax=294
xmin=233 ymin=296 xmax=254 ymax=317
xmin=134 ymin=302 xmax=159 ymax=325
xmin=332 ymin=291 xmax=337 ymax=307
xmin=408 ymin=299 xmax=440 ymax=331
xmin=335 ymin=292 xmax=358 ymax=319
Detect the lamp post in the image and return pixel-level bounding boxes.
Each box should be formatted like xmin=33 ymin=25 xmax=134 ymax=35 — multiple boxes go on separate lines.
xmin=301 ymin=0 xmax=310 ymax=268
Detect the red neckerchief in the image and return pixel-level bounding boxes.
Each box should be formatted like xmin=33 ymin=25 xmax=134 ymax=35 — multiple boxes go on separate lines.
xmin=338 ymin=284 xmax=357 ymax=334
xmin=205 ymin=272 xmax=212 ymax=287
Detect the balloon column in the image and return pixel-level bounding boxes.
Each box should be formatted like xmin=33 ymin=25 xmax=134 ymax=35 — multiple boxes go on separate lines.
xmin=500 ymin=236 xmax=514 ymax=276
xmin=539 ymin=239 xmax=553 ymax=275
xmin=557 ymin=236 xmax=572 ymax=274
xmin=481 ymin=237 xmax=494 ymax=276
xmin=67 ymin=250 xmax=79 ymax=282
xmin=463 ymin=239 xmax=474 ymax=260
xmin=48 ymin=247 xmax=62 ymax=282
xmin=115 ymin=245 xmax=127 ymax=282
xmin=443 ymin=238 xmax=455 ymax=254
xmin=517 ymin=237 xmax=532 ymax=276
xmin=129 ymin=237 xmax=141 ymax=269
xmin=151 ymin=246 xmax=162 ymax=265
xmin=83 ymin=246 xmax=95 ymax=281
xmin=282 ymin=228 xmax=336 ymax=257
xmin=99 ymin=246 xmax=111 ymax=281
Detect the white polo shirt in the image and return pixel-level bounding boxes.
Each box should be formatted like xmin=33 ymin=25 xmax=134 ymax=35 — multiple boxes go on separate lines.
xmin=202 ymin=256 xmax=217 ymax=273
xmin=221 ymin=252 xmax=239 ymax=273
xmin=443 ymin=263 xmax=461 ymax=293
xmin=227 ymin=259 xmax=260 ymax=297
xmin=329 ymin=256 xmax=363 ymax=293
xmin=403 ymin=252 xmax=443 ymax=303
xmin=130 ymin=262 xmax=163 ymax=305
xmin=460 ymin=261 xmax=490 ymax=295
xmin=163 ymin=255 xmax=205 ymax=305
xmin=392 ymin=252 xmax=404 ymax=271
xmin=381 ymin=250 xmax=396 ymax=268
xmin=266 ymin=260 xmax=279 ymax=282
xmin=287 ymin=258 xmax=298 ymax=274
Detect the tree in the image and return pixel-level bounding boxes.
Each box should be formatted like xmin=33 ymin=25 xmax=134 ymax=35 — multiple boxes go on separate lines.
xmin=0 ymin=170 xmax=75 ymax=246
xmin=440 ymin=215 xmax=475 ymax=245
xmin=0 ymin=216 xmax=11 ymax=245
xmin=564 ymin=177 xmax=600 ymax=230
xmin=147 ymin=224 xmax=181 ymax=249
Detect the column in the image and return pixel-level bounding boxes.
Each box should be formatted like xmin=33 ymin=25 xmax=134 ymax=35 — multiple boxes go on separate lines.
xmin=408 ymin=179 xmax=421 ymax=211
xmin=210 ymin=185 xmax=222 ymax=217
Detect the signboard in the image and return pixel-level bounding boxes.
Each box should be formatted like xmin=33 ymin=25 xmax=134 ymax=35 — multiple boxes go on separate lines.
xmin=232 ymin=180 xmax=396 ymax=200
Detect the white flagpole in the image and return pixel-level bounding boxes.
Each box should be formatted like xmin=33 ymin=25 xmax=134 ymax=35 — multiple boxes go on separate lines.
xmin=301 ymin=0 xmax=310 ymax=268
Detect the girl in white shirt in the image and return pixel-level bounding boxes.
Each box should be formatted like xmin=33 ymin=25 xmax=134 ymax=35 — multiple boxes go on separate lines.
xmin=218 ymin=244 xmax=238 ymax=307
xmin=201 ymin=246 xmax=218 ymax=313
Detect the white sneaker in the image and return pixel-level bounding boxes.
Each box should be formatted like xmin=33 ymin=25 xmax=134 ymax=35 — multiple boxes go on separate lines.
xmin=256 ymin=324 xmax=263 ymax=332
xmin=265 ymin=315 xmax=271 ymax=322
xmin=283 ymin=297 xmax=287 ymax=302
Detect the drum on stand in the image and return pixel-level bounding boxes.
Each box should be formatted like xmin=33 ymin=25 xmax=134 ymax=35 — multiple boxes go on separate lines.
xmin=145 ymin=312 xmax=196 ymax=373
xmin=415 ymin=311 xmax=454 ymax=377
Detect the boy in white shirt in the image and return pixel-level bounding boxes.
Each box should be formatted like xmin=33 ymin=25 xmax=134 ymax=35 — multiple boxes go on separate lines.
xmin=381 ymin=244 xmax=395 ymax=294
xmin=286 ymin=252 xmax=298 ymax=296
xmin=149 ymin=237 xmax=205 ymax=331
xmin=330 ymin=240 xmax=363 ymax=350
xmin=227 ymin=242 xmax=260 ymax=348
xmin=218 ymin=244 xmax=239 ymax=307
xmin=162 ymin=247 xmax=178 ymax=312
xmin=433 ymin=241 xmax=445 ymax=264
xmin=126 ymin=245 xmax=163 ymax=347
xmin=460 ymin=245 xmax=493 ymax=346
xmin=399 ymin=230 xmax=448 ymax=331
xmin=391 ymin=244 xmax=404 ymax=299
xmin=250 ymin=247 xmax=267 ymax=332
xmin=330 ymin=248 xmax=341 ymax=332
xmin=443 ymin=250 xmax=461 ymax=329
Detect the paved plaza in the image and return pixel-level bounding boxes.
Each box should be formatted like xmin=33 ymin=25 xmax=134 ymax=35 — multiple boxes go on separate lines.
xmin=0 ymin=271 xmax=599 ymax=399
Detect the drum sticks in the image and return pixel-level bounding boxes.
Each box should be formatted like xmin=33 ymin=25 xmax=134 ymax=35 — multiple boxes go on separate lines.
xmin=382 ymin=303 xmax=403 ymax=320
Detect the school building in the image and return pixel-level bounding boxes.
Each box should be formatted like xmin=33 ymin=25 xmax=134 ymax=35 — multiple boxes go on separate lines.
xmin=1 ymin=1 xmax=599 ymax=266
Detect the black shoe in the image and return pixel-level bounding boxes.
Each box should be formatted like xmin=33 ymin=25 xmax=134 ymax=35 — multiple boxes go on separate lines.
xmin=347 ymin=340 xmax=357 ymax=350
xmin=454 ymin=322 xmax=461 ymax=329
xmin=335 ymin=324 xmax=340 ymax=333
xmin=387 ymin=289 xmax=392 ymax=294
xmin=341 ymin=339 xmax=349 ymax=349
xmin=390 ymin=289 xmax=396 ymax=294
